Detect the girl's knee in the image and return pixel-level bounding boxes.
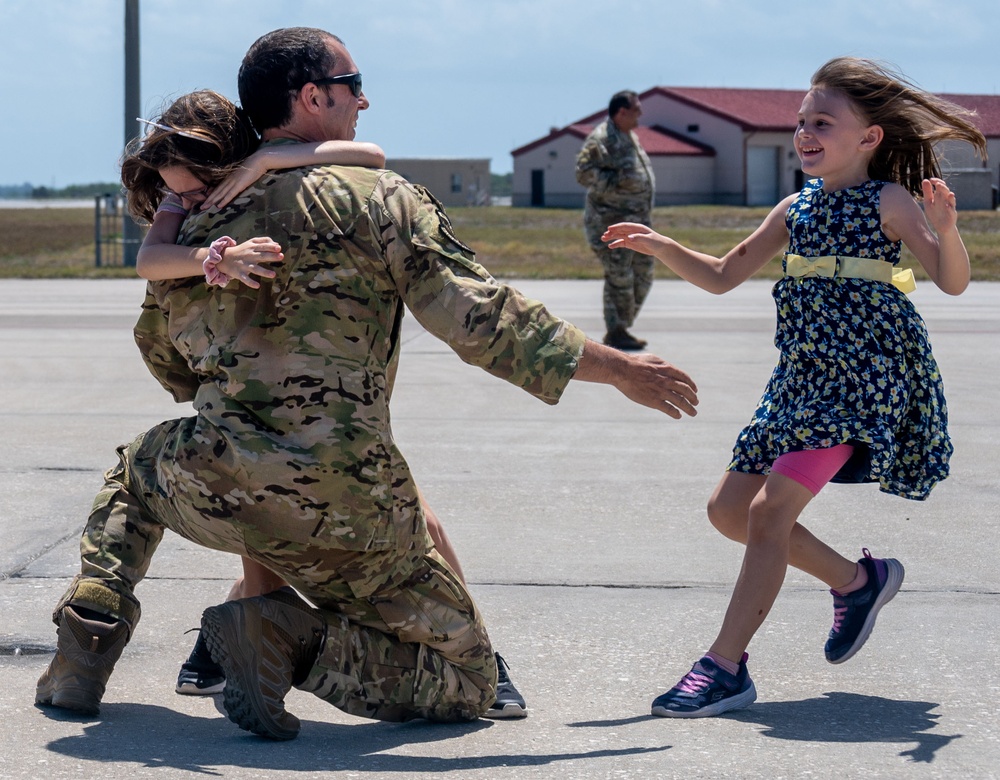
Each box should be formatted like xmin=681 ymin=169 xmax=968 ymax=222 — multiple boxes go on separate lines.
xmin=707 ymin=495 xmax=746 ymax=541
xmin=745 ymin=497 xmax=799 ymax=543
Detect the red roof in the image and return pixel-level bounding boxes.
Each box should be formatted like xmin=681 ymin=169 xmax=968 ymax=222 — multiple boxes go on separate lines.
xmin=513 ymin=86 xmax=1000 ymax=156
xmin=511 ymin=122 xmax=715 ymax=157
xmin=941 ymin=94 xmax=1000 ymax=136
xmin=646 ymin=87 xmax=805 ymax=131
xmin=636 ymin=125 xmax=715 ymax=155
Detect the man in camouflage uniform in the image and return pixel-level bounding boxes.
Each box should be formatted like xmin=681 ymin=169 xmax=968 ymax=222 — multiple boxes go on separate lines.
xmin=35 ymin=28 xmax=698 ymax=739
xmin=575 ymin=90 xmax=656 ymax=351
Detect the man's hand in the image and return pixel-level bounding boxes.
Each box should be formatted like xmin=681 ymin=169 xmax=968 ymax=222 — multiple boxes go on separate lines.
xmin=573 ymin=340 xmax=698 ymax=419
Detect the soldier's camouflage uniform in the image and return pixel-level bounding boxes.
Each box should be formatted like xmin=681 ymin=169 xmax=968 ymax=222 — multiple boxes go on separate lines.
xmin=575 ymin=119 xmax=656 ymax=334
xmin=56 ymin=143 xmax=587 ymax=722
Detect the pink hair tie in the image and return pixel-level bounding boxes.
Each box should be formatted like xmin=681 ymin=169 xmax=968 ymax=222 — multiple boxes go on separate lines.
xmin=204 ymin=236 xmax=237 ymax=286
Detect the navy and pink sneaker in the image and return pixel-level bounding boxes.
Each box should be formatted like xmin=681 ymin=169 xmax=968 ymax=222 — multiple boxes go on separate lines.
xmin=651 ymin=653 xmax=757 ymax=718
xmin=825 ymin=548 xmax=905 ymax=664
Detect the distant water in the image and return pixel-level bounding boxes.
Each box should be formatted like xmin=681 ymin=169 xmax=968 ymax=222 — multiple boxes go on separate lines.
xmin=0 ymin=199 xmax=94 ymax=209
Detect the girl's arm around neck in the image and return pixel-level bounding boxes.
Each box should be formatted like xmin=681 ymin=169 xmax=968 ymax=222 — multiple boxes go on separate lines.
xmin=602 ymin=194 xmax=794 ymax=294
xmin=202 ymin=141 xmax=386 ymax=211
xmin=880 ymin=179 xmax=970 ymax=296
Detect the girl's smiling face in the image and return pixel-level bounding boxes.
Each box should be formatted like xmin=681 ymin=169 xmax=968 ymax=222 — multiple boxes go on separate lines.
xmin=794 ymin=87 xmax=882 ymax=191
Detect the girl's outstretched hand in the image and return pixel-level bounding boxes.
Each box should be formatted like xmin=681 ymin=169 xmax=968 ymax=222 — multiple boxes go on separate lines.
xmin=922 ymin=177 xmax=959 ymax=235
xmin=201 ymin=152 xmax=271 ymax=211
xmin=219 ymin=236 xmax=284 ymax=289
xmin=602 ymin=222 xmax=663 ymax=256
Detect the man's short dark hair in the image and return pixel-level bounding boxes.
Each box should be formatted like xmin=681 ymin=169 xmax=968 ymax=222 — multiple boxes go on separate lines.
xmin=238 ymin=27 xmax=342 ymax=132
xmin=608 ymin=90 xmax=638 ymax=119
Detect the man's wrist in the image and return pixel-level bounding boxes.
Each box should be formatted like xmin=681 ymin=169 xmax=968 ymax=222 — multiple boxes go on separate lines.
xmin=574 ymin=339 xmax=626 ymax=385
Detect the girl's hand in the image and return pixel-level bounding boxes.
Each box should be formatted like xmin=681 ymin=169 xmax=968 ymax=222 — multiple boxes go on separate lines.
xmin=201 ymin=151 xmax=271 ymax=211
xmin=882 ymin=181 xmax=969 ymax=295
xmin=602 ymin=222 xmax=664 ymax=257
xmin=922 ymin=177 xmax=959 ymax=235
xmin=219 ymin=236 xmax=284 ymax=288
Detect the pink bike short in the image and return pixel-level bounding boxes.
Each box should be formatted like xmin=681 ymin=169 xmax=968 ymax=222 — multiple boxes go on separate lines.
xmin=771 ymin=444 xmax=855 ymax=496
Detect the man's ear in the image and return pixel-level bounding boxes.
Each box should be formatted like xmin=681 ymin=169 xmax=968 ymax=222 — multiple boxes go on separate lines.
xmin=294 ymin=83 xmax=327 ymax=117
xmin=860 ymin=125 xmax=884 ymax=151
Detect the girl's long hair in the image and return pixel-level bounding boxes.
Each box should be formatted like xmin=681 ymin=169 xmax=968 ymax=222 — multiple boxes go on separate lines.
xmin=811 ymin=57 xmax=987 ymax=196
xmin=120 ymin=90 xmax=259 ymax=222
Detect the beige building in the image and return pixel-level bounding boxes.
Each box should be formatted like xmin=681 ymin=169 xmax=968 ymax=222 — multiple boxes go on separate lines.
xmin=512 ymin=87 xmax=1000 ymax=209
xmin=386 ymin=158 xmax=491 ymax=207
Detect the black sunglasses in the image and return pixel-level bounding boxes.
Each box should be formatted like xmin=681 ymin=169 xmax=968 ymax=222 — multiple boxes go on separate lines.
xmin=306 ymin=73 xmax=363 ymax=98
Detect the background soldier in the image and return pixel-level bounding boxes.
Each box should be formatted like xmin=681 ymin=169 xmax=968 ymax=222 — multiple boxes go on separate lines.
xmin=575 ymin=90 xmax=656 ymax=351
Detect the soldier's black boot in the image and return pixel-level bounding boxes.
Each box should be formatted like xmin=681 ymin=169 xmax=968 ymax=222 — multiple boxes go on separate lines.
xmin=603 ymin=327 xmax=647 ymax=351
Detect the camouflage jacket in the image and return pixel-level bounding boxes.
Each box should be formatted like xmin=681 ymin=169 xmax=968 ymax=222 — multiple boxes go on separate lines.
xmin=133 ymin=145 xmax=586 ymax=553
xmin=575 ymin=119 xmax=654 ymax=226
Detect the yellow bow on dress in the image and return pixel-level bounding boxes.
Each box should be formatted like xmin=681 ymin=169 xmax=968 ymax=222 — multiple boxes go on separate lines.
xmin=785 ymin=254 xmax=916 ymax=294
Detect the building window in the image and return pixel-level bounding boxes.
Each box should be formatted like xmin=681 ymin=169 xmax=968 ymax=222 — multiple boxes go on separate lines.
xmin=687 ymin=124 xmax=700 ymax=133
xmin=451 ymin=173 xmax=462 ymax=193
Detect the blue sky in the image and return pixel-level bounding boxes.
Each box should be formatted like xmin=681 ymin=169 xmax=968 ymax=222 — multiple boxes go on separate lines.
xmin=3 ymin=0 xmax=998 ymax=186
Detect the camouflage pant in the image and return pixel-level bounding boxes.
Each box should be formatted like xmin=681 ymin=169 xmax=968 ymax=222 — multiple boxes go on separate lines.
xmin=587 ymin=230 xmax=655 ymax=333
xmin=56 ymin=430 xmax=497 ymax=722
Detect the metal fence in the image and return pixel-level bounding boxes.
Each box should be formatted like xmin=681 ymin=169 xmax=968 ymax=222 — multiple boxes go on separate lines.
xmin=94 ymin=193 xmax=141 ymax=267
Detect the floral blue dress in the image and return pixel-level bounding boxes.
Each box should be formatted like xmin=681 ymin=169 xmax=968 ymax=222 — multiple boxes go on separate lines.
xmin=728 ymin=178 xmax=951 ymax=500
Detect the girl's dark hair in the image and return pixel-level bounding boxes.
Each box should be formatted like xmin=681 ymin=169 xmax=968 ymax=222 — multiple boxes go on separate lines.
xmin=120 ymin=90 xmax=260 ymax=222
xmin=811 ymin=57 xmax=987 ymax=196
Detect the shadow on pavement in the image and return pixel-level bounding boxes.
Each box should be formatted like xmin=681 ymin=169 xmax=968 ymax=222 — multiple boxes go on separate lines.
xmin=40 ymin=702 xmax=671 ymax=774
xmin=728 ymin=692 xmax=962 ymax=763
xmin=568 ymin=693 xmax=959 ymax=764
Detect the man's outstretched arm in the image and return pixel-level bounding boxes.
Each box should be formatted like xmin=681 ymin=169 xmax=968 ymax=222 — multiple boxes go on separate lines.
xmin=572 ymin=340 xmax=698 ymax=419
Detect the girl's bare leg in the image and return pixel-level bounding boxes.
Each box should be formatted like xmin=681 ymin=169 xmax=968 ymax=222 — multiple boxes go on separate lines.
xmin=708 ymin=471 xmax=857 ymax=591
xmin=708 ymin=472 xmax=816 ymax=661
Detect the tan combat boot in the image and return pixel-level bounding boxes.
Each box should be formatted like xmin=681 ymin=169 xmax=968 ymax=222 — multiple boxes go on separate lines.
xmin=200 ymin=588 xmax=324 ymax=740
xmin=35 ymin=605 xmax=132 ymax=716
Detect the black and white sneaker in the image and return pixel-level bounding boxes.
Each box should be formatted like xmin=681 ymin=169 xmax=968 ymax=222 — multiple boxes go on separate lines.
xmin=175 ymin=629 xmax=226 ymax=695
xmin=483 ymin=652 xmax=527 ymax=719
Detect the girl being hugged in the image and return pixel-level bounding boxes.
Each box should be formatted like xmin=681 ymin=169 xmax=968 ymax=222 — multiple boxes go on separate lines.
xmin=603 ymin=57 xmax=986 ymax=718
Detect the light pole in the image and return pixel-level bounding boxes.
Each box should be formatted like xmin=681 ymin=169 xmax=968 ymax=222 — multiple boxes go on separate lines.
xmin=122 ymin=0 xmax=141 ymax=266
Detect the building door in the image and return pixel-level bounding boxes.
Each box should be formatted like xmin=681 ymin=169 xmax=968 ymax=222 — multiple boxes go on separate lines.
xmin=530 ymin=169 xmax=545 ymax=207
xmin=746 ymin=146 xmax=780 ymax=205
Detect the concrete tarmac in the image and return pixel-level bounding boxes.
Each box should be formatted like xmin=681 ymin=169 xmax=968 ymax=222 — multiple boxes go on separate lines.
xmin=1 ymin=278 xmax=997 ymax=779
